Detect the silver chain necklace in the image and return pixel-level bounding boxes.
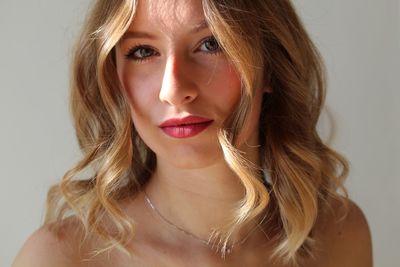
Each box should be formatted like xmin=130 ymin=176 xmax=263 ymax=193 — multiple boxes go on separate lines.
xmin=143 ymin=190 xmax=262 ymax=255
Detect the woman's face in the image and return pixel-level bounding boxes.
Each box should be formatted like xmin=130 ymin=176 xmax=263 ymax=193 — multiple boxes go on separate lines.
xmin=115 ymin=0 xmax=264 ymax=168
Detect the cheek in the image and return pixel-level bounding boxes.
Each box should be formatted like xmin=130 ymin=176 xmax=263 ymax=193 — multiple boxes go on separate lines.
xmin=207 ymin=63 xmax=242 ymax=111
xmin=118 ymin=65 xmax=160 ymax=118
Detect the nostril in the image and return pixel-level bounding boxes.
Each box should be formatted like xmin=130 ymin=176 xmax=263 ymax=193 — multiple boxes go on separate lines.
xmin=183 ymin=95 xmax=196 ymax=102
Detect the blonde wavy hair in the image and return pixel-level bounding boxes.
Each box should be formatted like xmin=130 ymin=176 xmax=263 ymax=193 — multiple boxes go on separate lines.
xmin=45 ymin=0 xmax=349 ymax=265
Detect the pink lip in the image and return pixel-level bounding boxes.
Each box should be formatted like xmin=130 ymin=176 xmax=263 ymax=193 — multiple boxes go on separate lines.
xmin=159 ymin=116 xmax=213 ymax=138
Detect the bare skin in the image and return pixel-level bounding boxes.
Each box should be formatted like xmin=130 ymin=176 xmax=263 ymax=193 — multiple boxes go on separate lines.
xmin=12 ymin=0 xmax=373 ymax=266
xmin=114 ymin=0 xmax=270 ymax=249
xmin=12 ymin=195 xmax=372 ymax=267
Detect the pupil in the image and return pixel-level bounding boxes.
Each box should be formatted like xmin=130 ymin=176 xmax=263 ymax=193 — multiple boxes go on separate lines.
xmin=205 ymin=39 xmax=219 ymax=51
xmin=139 ymin=48 xmax=151 ymax=57
xmin=142 ymin=48 xmax=150 ymax=57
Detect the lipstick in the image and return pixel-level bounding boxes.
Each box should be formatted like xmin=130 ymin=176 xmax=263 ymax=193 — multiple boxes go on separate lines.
xmin=159 ymin=116 xmax=213 ymax=138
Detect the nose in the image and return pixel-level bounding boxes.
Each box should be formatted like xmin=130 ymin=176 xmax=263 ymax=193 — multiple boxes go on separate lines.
xmin=159 ymin=55 xmax=198 ymax=106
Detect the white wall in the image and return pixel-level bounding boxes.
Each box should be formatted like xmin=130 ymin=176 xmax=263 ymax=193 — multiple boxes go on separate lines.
xmin=0 ymin=1 xmax=90 ymax=266
xmin=294 ymin=1 xmax=399 ymax=266
xmin=1 ymin=1 xmax=398 ymax=266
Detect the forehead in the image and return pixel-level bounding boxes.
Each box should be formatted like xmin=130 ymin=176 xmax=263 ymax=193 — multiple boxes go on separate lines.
xmin=130 ymin=0 xmax=206 ymax=34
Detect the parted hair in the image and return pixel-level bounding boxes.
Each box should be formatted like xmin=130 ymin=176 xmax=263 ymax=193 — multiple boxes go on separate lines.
xmin=45 ymin=0 xmax=349 ymax=266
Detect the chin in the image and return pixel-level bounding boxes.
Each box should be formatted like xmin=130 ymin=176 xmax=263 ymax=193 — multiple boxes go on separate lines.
xmin=159 ymin=145 xmax=224 ymax=170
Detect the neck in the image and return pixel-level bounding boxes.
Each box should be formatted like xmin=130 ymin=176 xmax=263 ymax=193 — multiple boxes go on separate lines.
xmin=142 ymin=155 xmax=264 ymax=250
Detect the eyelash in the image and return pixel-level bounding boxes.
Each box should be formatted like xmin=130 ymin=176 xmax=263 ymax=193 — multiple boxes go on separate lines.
xmin=124 ymin=36 xmax=222 ymax=62
xmin=124 ymin=45 xmax=157 ymax=62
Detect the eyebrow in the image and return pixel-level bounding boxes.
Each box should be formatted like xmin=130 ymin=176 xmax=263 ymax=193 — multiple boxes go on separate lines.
xmin=120 ymin=20 xmax=209 ymax=41
xmin=121 ymin=31 xmax=156 ymax=41
xmin=190 ymin=20 xmax=209 ymax=34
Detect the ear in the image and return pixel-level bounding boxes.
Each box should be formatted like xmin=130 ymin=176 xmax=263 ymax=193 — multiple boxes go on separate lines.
xmin=263 ymin=85 xmax=273 ymax=93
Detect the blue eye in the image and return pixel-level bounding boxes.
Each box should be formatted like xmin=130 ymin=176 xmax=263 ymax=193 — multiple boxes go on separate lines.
xmin=198 ymin=36 xmax=221 ymax=54
xmin=125 ymin=45 xmax=158 ymax=61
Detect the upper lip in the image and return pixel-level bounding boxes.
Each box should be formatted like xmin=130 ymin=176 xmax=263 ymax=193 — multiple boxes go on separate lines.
xmin=159 ymin=116 xmax=213 ymax=127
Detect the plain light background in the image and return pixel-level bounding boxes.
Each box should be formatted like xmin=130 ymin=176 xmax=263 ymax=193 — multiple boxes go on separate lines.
xmin=1 ymin=0 xmax=398 ymax=266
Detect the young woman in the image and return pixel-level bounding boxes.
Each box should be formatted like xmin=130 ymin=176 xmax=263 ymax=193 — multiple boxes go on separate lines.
xmin=13 ymin=0 xmax=372 ymax=266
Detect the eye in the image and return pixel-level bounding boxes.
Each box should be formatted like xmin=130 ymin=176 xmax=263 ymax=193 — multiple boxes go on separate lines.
xmin=125 ymin=45 xmax=158 ymax=61
xmin=198 ymin=36 xmax=222 ymax=54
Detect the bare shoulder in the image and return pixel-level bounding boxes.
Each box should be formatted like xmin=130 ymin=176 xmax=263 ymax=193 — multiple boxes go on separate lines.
xmin=313 ymin=198 xmax=373 ymax=267
xmin=12 ymin=217 xmax=87 ymax=267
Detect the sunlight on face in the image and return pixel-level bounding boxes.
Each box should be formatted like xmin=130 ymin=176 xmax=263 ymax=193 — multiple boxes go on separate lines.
xmin=115 ymin=0 xmax=256 ymax=169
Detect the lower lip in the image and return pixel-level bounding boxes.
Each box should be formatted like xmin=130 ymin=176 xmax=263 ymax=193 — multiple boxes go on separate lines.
xmin=160 ymin=121 xmax=213 ymax=138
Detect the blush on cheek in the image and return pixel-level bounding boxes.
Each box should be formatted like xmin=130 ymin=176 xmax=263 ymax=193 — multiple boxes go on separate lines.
xmin=216 ymin=65 xmax=242 ymax=109
xmin=123 ymin=75 xmax=160 ymax=118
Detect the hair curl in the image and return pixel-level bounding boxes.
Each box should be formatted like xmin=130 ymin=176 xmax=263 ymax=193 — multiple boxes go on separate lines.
xmin=45 ymin=0 xmax=349 ymax=265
